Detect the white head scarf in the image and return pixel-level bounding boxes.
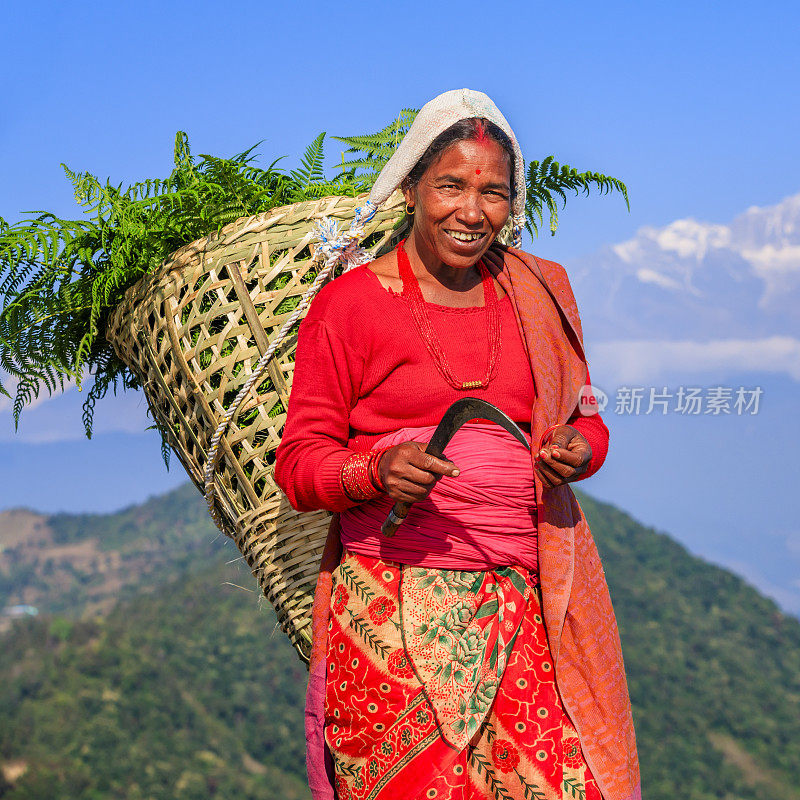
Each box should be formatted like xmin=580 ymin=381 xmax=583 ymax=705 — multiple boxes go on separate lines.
xmin=314 ymin=88 xmax=526 ymax=270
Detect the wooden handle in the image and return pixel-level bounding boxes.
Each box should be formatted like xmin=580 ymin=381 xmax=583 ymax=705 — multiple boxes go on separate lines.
xmin=381 ymin=501 xmax=412 ymax=537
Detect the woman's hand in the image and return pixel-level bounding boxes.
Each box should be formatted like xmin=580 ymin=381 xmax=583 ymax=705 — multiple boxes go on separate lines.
xmin=377 ymin=442 xmax=460 ymax=504
xmin=535 ymin=425 xmax=592 ymax=488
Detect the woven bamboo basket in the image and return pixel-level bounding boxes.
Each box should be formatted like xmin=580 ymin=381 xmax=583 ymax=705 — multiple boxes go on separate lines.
xmin=105 ymin=191 xmax=407 ymax=665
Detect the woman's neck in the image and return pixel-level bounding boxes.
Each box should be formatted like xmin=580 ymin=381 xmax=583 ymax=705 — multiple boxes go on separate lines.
xmin=404 ymin=231 xmax=482 ymax=295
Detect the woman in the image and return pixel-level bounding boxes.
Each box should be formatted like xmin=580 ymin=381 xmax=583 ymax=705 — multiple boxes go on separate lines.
xmin=275 ymin=89 xmax=640 ymax=800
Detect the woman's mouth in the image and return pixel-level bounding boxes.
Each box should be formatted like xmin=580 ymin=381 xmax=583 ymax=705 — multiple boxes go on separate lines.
xmin=445 ymin=229 xmax=486 ymax=244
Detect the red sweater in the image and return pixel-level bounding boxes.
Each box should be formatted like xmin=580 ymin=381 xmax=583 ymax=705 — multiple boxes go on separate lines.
xmin=274 ymin=265 xmax=609 ymax=513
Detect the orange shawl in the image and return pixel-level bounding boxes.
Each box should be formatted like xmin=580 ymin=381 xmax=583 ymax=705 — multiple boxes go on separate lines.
xmin=307 ymin=244 xmax=641 ymax=800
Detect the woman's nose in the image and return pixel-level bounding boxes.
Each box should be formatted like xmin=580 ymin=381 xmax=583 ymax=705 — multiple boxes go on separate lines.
xmin=457 ymin=193 xmax=484 ymax=226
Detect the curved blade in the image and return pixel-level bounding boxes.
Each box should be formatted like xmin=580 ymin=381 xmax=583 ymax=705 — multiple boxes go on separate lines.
xmin=426 ymin=397 xmax=530 ymax=459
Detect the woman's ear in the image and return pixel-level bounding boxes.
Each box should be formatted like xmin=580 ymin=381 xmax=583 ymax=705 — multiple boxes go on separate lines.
xmin=401 ymin=182 xmax=415 ymax=209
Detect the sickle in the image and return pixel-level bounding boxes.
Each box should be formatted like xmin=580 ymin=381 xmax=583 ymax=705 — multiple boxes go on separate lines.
xmin=380 ymin=397 xmax=531 ymax=537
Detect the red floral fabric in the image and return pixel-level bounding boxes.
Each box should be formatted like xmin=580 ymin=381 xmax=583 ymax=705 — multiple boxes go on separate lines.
xmin=325 ymin=549 xmax=602 ymax=800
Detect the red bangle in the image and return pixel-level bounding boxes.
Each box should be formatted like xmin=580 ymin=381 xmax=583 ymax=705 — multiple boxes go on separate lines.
xmin=340 ymin=451 xmax=382 ymax=502
xmin=368 ymin=447 xmax=390 ymax=491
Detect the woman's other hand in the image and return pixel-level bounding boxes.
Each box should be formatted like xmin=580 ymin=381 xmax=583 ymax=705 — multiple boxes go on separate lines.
xmin=535 ymin=425 xmax=592 ymax=488
xmin=378 ymin=442 xmax=460 ymax=504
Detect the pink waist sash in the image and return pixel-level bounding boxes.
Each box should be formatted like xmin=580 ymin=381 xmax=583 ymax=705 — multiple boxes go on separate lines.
xmin=340 ymin=421 xmax=539 ymax=571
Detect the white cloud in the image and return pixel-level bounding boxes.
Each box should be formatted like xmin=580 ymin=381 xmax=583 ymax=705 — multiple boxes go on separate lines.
xmin=634 ymin=267 xmax=683 ymax=291
xmin=610 ymin=239 xmax=642 ymax=264
xmin=741 ymin=243 xmax=800 ymax=274
xmin=652 ymin=219 xmax=732 ymax=261
xmin=600 ymin=191 xmax=800 ymax=308
xmin=612 ymin=219 xmax=731 ymax=263
xmin=738 ymin=243 xmax=800 ymax=312
xmin=589 ymin=336 xmax=800 ymax=384
xmin=0 ymin=370 xmax=152 ymax=444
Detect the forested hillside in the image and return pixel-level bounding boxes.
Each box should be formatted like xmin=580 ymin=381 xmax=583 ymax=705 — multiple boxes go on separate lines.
xmin=0 ymin=483 xmax=227 ymax=624
xmin=0 ymin=485 xmax=798 ymax=799
xmin=0 ymin=559 xmax=308 ymax=799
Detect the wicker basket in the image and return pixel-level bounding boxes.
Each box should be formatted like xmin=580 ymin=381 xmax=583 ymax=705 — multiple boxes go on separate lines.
xmin=105 ymin=191 xmax=407 ymax=665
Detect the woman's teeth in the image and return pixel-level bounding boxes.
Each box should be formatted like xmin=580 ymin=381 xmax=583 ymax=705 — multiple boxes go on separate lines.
xmin=446 ymin=230 xmax=484 ymax=242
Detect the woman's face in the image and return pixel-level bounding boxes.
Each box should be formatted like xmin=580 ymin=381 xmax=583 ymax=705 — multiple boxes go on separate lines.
xmin=403 ymin=137 xmax=512 ymax=269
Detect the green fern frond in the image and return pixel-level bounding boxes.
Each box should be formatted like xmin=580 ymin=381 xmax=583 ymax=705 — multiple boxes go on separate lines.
xmin=290 ymin=133 xmax=327 ymax=189
xmin=12 ymin=374 xmax=39 ymax=430
xmin=333 ymin=108 xmax=418 ymax=183
xmin=161 ymin=433 xmax=171 ymax=470
xmin=526 ymin=157 xmax=629 ymax=236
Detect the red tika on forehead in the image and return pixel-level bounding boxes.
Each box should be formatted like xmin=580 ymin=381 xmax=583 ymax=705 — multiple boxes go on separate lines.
xmin=469 ymin=117 xmax=491 ymax=144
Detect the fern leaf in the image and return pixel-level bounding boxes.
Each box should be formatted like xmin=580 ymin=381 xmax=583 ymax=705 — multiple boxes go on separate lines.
xmin=290 ymin=132 xmax=326 ymax=189
xmin=525 ymin=157 xmax=629 ymax=236
xmin=332 ymin=108 xmax=419 ymax=187
xmin=12 ymin=375 xmax=39 ymax=430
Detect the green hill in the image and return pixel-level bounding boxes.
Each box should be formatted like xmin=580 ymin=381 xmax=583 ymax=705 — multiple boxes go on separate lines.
xmin=0 ymin=557 xmax=309 ymax=800
xmin=0 ymin=484 xmax=798 ymax=799
xmin=0 ymin=482 xmax=224 ymax=622
xmin=580 ymin=492 xmax=800 ymax=800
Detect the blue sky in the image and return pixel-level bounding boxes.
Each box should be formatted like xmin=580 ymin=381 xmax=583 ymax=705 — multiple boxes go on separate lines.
xmin=2 ymin=1 xmax=799 ymax=611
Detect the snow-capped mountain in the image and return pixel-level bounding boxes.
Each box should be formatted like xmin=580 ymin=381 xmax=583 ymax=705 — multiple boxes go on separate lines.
xmin=570 ymin=192 xmax=800 ymax=341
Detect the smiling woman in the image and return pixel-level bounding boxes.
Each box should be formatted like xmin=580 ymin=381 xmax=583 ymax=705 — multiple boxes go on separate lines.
xmin=274 ymin=89 xmax=640 ymax=800
xmin=400 ymin=118 xmax=515 ymax=265
xmin=397 ymin=133 xmax=513 ymax=302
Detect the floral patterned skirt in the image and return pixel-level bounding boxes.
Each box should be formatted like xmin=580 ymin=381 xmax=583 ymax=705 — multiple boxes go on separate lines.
xmin=325 ymin=549 xmax=602 ymax=800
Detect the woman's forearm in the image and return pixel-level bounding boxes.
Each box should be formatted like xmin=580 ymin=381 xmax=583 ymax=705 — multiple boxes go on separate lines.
xmin=274 ymin=438 xmax=359 ymax=512
xmin=274 ymin=317 xmax=367 ymax=512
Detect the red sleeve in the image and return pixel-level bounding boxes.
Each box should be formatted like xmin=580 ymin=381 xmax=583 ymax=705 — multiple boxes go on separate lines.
xmin=564 ymin=366 xmax=609 ymax=481
xmin=273 ymin=317 xmax=365 ymax=513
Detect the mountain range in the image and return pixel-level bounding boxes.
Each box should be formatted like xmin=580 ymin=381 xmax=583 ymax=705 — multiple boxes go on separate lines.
xmin=572 ymin=191 xmax=800 ymax=344
xmin=1 ymin=483 xmax=799 ymax=799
